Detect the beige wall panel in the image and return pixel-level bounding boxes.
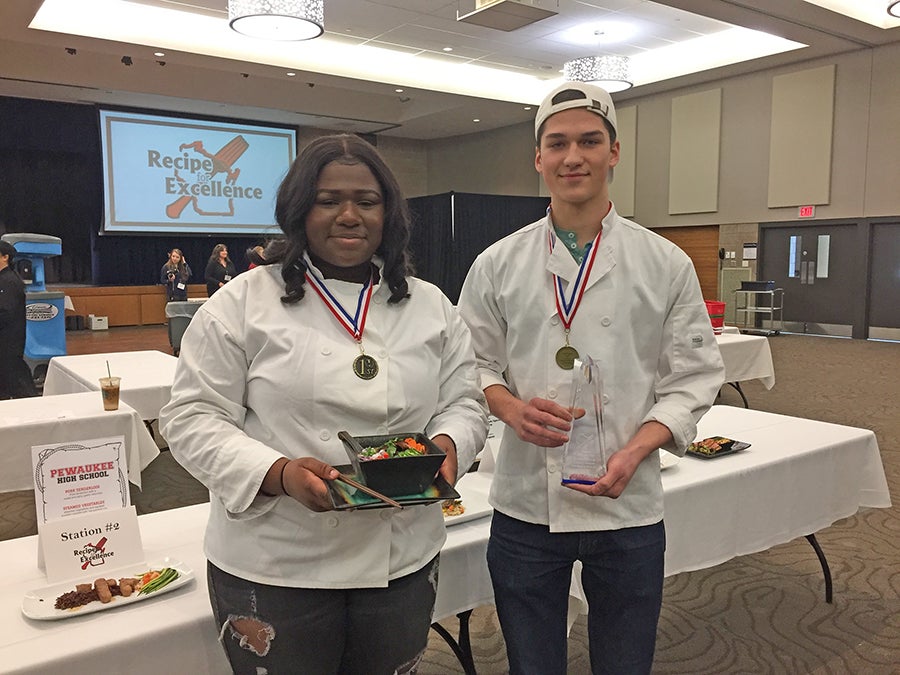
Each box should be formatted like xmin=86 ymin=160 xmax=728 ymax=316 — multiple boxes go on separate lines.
xmin=668 ymin=89 xmax=721 ymax=214
xmin=767 ymin=64 xmax=835 ymax=208
xmin=865 ymin=43 xmax=900 ymax=216
xmin=610 ymin=105 xmax=637 ymax=217
xmin=426 ymin=121 xmax=538 ymax=196
xmin=716 ymin=72 xmax=772 ymax=221
xmin=632 ymin=96 xmax=672 ymax=227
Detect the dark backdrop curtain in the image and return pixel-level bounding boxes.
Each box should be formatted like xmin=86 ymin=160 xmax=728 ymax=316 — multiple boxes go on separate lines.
xmin=409 ymin=191 xmax=548 ymax=303
xmin=408 ymin=193 xmax=453 ymax=293
xmin=0 ymin=96 xmax=273 ymax=286
xmin=449 ymin=192 xmax=550 ymax=303
xmin=0 ymin=97 xmax=99 ymax=284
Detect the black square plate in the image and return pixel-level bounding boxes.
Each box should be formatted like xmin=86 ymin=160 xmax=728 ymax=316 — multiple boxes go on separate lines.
xmin=327 ymin=464 xmax=460 ymax=510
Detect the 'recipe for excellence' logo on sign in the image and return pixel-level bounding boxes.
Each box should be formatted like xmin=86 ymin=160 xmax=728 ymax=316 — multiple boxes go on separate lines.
xmin=26 ymin=302 xmax=59 ymax=321
xmin=147 ymin=135 xmax=263 ymax=219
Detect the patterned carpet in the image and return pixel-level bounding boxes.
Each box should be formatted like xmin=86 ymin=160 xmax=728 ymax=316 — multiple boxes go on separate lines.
xmin=3 ymin=334 xmax=897 ymax=673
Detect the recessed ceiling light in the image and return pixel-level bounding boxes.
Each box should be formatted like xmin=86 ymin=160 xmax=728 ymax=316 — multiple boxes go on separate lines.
xmin=473 ymin=118 xmax=480 ymax=123
xmin=286 ymin=71 xmax=296 ymax=76
xmin=562 ymin=21 xmax=637 ymax=46
xmin=395 ymin=88 xmax=404 ymax=92
xmin=443 ymin=47 xmax=453 ymax=52
xmin=523 ymin=106 xmax=532 ymax=110
xmin=154 ymin=51 xmax=165 ymax=57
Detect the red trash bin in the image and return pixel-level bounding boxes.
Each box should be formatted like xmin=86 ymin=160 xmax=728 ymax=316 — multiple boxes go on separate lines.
xmin=704 ymin=300 xmax=726 ymax=335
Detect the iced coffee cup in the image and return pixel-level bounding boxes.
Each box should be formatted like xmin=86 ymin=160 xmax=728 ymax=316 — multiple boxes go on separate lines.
xmin=100 ymin=376 xmax=121 ymax=411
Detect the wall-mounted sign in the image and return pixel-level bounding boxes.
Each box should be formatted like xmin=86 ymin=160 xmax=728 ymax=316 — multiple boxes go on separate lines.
xmin=798 ymin=205 xmax=816 ymax=218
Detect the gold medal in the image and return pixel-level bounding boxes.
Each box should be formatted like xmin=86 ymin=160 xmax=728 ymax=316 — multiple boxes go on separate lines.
xmin=555 ymin=345 xmax=579 ymax=370
xmin=353 ymin=353 xmax=379 ymax=380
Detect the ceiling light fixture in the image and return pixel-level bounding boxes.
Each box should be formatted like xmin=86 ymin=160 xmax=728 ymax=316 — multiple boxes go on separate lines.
xmin=889 ymin=1 xmax=900 ymax=18
xmin=228 ymin=0 xmax=324 ymax=41
xmin=563 ymin=55 xmax=632 ymax=93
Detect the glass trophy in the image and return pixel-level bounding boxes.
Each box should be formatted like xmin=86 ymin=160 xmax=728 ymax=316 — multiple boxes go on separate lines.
xmin=561 ymin=356 xmax=607 ymax=485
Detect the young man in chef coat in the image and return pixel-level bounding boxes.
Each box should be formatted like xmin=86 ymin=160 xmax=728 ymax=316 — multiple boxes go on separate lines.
xmin=458 ymin=82 xmax=725 ymax=674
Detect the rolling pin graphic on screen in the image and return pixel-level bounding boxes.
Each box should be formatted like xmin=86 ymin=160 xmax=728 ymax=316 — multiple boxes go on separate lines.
xmin=166 ymin=135 xmax=249 ymax=219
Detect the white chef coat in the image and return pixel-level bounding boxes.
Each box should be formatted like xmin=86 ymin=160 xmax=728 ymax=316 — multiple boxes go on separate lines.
xmin=160 ymin=261 xmax=488 ymax=588
xmin=458 ymin=205 xmax=724 ymax=532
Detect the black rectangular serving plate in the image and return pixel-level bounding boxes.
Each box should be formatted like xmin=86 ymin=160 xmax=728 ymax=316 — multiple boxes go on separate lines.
xmin=327 ymin=464 xmax=459 ymax=510
xmin=685 ymin=437 xmax=751 ymax=460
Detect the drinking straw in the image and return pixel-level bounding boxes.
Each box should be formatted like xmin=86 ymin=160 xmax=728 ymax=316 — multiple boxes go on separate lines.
xmin=106 ymin=361 xmax=112 ymax=379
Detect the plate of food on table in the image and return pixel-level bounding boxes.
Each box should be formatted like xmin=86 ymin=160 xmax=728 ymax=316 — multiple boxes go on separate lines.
xmin=22 ymin=558 xmax=193 ymax=620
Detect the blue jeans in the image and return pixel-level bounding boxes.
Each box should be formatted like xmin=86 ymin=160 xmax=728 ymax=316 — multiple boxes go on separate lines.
xmin=487 ymin=511 xmax=665 ymax=675
xmin=207 ymin=558 xmax=438 ymax=675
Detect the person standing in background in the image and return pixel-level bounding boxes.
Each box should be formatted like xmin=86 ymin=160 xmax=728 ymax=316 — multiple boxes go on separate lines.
xmin=205 ymin=243 xmax=236 ymax=297
xmin=458 ymin=82 xmax=725 ymax=674
xmin=0 ymin=240 xmax=38 ymax=398
xmin=160 ymin=248 xmax=192 ymax=301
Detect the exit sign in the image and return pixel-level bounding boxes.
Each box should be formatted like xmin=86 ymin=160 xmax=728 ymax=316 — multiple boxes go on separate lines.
xmin=798 ymin=205 xmax=816 ymax=218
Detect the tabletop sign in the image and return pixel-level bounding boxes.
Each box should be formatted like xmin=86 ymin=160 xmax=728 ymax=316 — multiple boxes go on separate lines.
xmin=32 ymin=435 xmax=131 ymax=524
xmin=39 ymin=506 xmax=145 ymax=583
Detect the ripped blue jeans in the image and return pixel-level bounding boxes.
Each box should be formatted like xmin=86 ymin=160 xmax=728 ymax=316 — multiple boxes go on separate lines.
xmin=207 ymin=557 xmax=439 ymax=675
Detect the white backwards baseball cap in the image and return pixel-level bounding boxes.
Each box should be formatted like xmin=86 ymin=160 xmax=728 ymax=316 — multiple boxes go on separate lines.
xmin=534 ymin=82 xmax=617 ymax=142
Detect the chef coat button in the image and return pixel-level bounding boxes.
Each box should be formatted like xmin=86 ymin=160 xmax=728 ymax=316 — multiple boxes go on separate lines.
xmin=602 ymin=394 xmax=609 ymax=404
xmin=548 ymin=389 xmax=557 ymax=399
xmin=319 ymin=430 xmax=331 ymax=441
xmin=547 ymin=464 xmax=558 ymax=474
xmin=380 ymin=510 xmax=393 ymax=520
xmin=601 ymin=317 xmax=611 ymax=327
xmin=326 ymin=516 xmax=339 ymax=528
xmin=373 ymin=296 xmax=384 ymax=304
xmin=550 ymin=316 xmax=560 ymax=326
xmin=377 ymin=426 xmax=388 ymax=434
xmin=321 ymin=346 xmax=331 ymax=356
xmin=379 ymin=349 xmax=388 ymax=358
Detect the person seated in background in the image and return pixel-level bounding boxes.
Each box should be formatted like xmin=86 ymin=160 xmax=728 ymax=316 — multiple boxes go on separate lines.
xmin=246 ymin=245 xmax=266 ymax=270
xmin=160 ymin=248 xmax=192 ymax=302
xmin=160 ymin=133 xmax=487 ymax=674
xmin=0 ymin=240 xmax=38 ymax=399
xmin=204 ymin=243 xmax=236 ymax=297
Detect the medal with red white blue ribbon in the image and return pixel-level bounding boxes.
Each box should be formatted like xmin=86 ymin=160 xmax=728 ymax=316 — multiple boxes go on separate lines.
xmin=548 ymin=225 xmax=602 ymax=369
xmin=304 ymin=258 xmax=379 ymax=380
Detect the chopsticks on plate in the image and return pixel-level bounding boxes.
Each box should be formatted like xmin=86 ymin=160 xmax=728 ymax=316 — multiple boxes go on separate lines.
xmin=335 ymin=472 xmax=404 ymax=509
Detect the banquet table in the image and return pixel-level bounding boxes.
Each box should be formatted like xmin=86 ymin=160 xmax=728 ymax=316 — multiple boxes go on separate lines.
xmin=0 ymin=406 xmax=889 ymax=674
xmin=715 ymin=333 xmax=776 ymax=407
xmin=0 ymin=392 xmax=159 ymax=492
xmin=43 ymin=350 xmax=178 ymax=421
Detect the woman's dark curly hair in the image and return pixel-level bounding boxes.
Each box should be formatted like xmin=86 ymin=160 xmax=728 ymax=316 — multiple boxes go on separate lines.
xmin=266 ymin=134 xmax=412 ymax=305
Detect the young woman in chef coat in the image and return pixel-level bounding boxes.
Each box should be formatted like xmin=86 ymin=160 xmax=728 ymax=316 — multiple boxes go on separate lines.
xmin=161 ymin=134 xmax=487 ymax=674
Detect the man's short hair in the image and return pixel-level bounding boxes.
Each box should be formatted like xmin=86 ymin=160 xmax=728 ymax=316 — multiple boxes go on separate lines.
xmin=0 ymin=241 xmax=16 ymax=261
xmin=535 ymin=82 xmax=618 ymax=144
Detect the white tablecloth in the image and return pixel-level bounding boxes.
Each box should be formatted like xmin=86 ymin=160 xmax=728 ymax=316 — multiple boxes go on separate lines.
xmin=43 ymin=351 xmax=178 ymax=421
xmin=0 ymin=392 xmax=159 ymax=491
xmin=0 ymin=406 xmax=889 ymax=674
xmin=715 ymin=333 xmax=776 ymax=389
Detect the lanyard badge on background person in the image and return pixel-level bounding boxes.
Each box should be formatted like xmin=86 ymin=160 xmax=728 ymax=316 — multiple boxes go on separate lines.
xmin=303 ymin=255 xmax=379 ymax=380
xmin=548 ymin=224 xmax=602 ymax=370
